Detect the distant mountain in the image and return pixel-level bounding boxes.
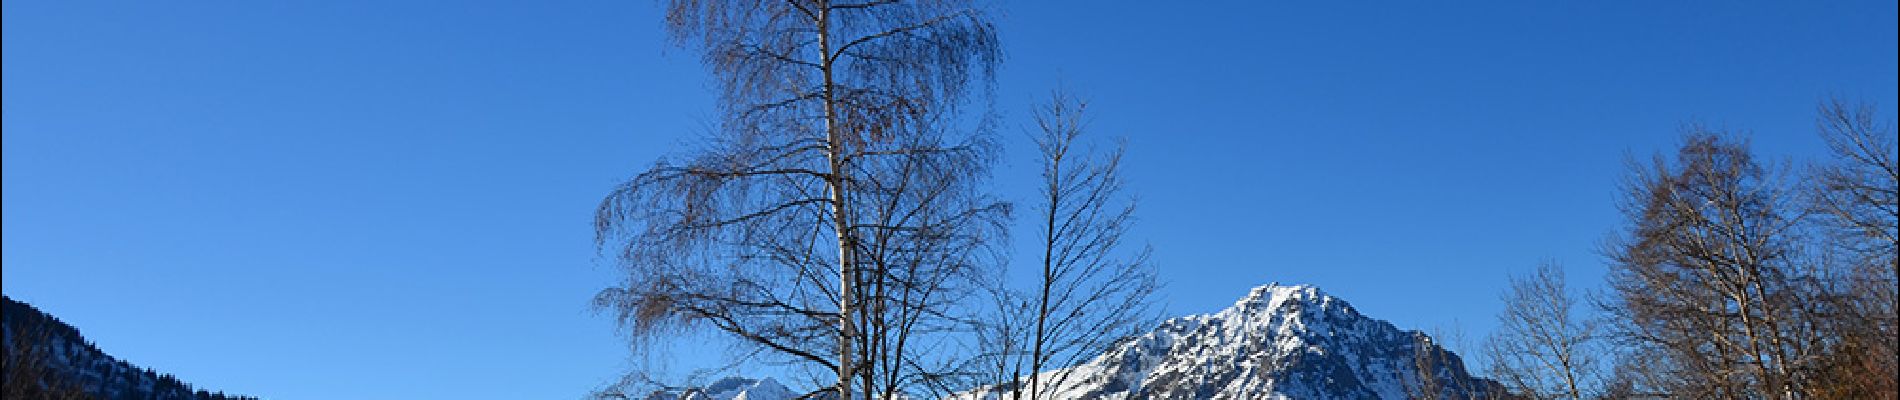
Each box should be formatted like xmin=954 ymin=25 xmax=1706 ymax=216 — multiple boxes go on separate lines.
xmin=2 ymin=295 xmax=256 ymax=400
xmin=640 ymin=377 xmax=797 ymax=400
xmin=653 ymin=283 xmax=1510 ymax=400
xmin=958 ymin=283 xmax=1509 ymax=399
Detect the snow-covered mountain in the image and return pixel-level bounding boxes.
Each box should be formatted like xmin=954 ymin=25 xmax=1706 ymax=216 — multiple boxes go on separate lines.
xmin=646 ymin=283 xmax=1506 ymax=400
xmin=959 ymin=283 xmax=1506 ymax=399
xmin=641 ymin=377 xmax=797 ymax=400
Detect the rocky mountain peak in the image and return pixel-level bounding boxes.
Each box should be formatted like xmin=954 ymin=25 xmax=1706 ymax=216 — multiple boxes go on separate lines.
xmin=960 ymin=283 xmax=1506 ymax=399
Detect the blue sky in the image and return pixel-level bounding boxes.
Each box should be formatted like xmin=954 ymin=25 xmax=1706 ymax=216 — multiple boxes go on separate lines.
xmin=3 ymin=1 xmax=1895 ymax=398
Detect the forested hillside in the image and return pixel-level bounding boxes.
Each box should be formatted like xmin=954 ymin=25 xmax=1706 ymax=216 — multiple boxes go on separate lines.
xmin=3 ymin=295 xmax=256 ymax=400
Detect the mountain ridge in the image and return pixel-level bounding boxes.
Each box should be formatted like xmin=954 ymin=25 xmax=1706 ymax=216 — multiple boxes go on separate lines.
xmin=958 ymin=283 xmax=1506 ymax=399
xmin=2 ymin=294 xmax=257 ymax=400
xmin=650 ymin=283 xmax=1508 ymax=399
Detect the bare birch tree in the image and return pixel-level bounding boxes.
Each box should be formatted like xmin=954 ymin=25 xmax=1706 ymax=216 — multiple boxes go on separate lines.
xmin=1601 ymin=131 xmax=1830 ymax=399
xmin=1810 ymin=100 xmax=1900 ymax=273
xmin=972 ymin=92 xmax=1158 ymax=400
xmin=1484 ymin=262 xmax=1599 ymax=400
xmin=1805 ymin=99 xmax=1898 ymax=398
xmin=593 ymin=1 xmax=1003 ymax=398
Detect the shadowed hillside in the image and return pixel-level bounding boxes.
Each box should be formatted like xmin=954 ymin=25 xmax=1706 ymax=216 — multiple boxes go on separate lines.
xmin=3 ymin=295 xmax=257 ymax=400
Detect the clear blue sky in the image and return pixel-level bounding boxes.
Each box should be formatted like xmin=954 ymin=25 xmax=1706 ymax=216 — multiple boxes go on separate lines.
xmin=4 ymin=1 xmax=1894 ymax=398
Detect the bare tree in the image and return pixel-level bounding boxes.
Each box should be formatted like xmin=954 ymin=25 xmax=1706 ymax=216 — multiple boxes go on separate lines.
xmin=1601 ymin=131 xmax=1830 ymax=399
xmin=593 ymin=1 xmax=1003 ymax=398
xmin=1805 ymin=99 xmax=1898 ymax=398
xmin=1410 ymin=332 xmax=1450 ymax=400
xmin=1598 ymin=344 xmax=1680 ymax=400
xmin=971 ymin=92 xmax=1158 ymax=400
xmin=1810 ymin=99 xmax=1900 ymax=272
xmin=1484 ymin=262 xmax=1599 ymax=400
xmin=4 ymin=323 xmax=92 ymax=400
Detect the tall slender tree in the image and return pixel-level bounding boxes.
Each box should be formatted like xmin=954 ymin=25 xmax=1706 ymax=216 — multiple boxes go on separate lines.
xmin=593 ymin=1 xmax=1003 ymax=398
xmin=973 ymin=92 xmax=1157 ymax=400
